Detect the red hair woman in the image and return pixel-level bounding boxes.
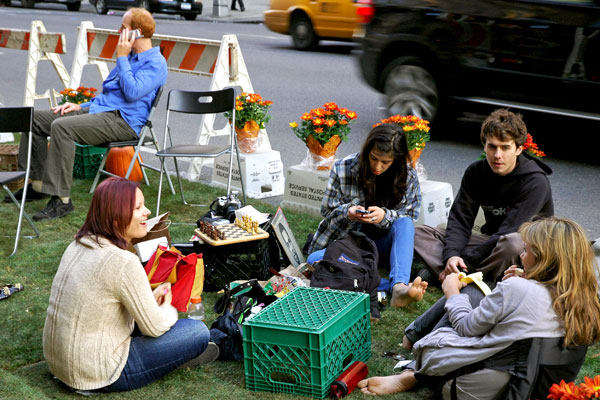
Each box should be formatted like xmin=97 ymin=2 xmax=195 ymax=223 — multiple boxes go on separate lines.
xmin=43 ymin=177 xmax=218 ymax=393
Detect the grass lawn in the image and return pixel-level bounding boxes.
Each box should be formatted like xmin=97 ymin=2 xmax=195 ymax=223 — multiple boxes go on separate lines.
xmin=1 ymin=171 xmax=598 ymax=399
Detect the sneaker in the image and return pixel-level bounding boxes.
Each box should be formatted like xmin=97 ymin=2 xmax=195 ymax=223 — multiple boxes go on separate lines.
xmin=3 ymin=184 xmax=49 ymax=203
xmin=33 ymin=196 xmax=74 ymax=221
xmin=417 ymin=267 xmax=437 ymax=286
xmin=179 ymin=342 xmax=220 ymax=369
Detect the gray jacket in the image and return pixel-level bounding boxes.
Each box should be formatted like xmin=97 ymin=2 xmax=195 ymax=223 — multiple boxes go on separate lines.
xmin=414 ymin=277 xmax=564 ymax=376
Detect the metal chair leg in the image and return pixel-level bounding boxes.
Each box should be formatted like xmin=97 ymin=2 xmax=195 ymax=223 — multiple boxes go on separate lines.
xmin=3 ymin=185 xmax=39 ymax=257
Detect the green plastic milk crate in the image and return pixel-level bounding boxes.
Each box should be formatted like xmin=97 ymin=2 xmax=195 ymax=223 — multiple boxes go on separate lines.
xmin=243 ymin=287 xmax=371 ymax=399
xmin=73 ymin=143 xmax=106 ymax=179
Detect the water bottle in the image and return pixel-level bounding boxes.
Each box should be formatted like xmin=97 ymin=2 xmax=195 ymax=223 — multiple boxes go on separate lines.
xmin=187 ymin=296 xmax=205 ymax=321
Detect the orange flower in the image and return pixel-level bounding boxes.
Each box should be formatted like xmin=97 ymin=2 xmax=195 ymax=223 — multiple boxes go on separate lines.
xmin=314 ymin=127 xmax=324 ymax=133
xmin=339 ymin=120 xmax=348 ymax=125
xmin=325 ymin=119 xmax=337 ymax=128
xmin=323 ymin=102 xmax=338 ymax=111
xmin=68 ymin=92 xmax=77 ymax=97
xmin=311 ymin=108 xmax=325 ymax=117
xmin=289 ymin=121 xmax=298 ymax=128
xmin=345 ymin=111 xmax=357 ymax=120
xmin=301 ymin=113 xmax=312 ymax=121
xmin=548 ymin=380 xmax=588 ymax=400
xmin=581 ymin=375 xmax=600 ymax=398
xmin=312 ymin=118 xmax=325 ymax=126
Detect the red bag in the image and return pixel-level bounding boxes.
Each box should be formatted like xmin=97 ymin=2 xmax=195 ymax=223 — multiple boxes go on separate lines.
xmin=145 ymin=245 xmax=204 ymax=312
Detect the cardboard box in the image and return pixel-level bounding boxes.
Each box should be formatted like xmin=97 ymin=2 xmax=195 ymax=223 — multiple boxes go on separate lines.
xmin=416 ymin=180 xmax=454 ymax=228
xmin=210 ymin=149 xmax=284 ymax=199
xmin=280 ymin=164 xmax=331 ymax=217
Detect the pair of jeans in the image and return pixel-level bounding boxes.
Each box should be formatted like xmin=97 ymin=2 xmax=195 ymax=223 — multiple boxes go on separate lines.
xmin=307 ymin=218 xmax=414 ymax=291
xmin=101 ymin=318 xmax=209 ymax=392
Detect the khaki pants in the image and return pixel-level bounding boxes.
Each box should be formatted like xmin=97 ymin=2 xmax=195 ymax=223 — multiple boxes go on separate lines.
xmin=414 ymin=225 xmax=523 ymax=282
xmin=18 ymin=108 xmax=136 ymax=197
xmin=441 ymin=368 xmax=511 ymax=400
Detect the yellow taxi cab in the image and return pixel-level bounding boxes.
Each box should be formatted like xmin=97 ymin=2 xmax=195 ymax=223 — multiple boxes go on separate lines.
xmin=264 ymin=0 xmax=363 ymax=50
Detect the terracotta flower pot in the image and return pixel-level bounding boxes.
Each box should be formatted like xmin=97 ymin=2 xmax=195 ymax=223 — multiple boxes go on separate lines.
xmin=235 ymin=120 xmax=260 ymax=153
xmin=306 ymin=134 xmax=342 ymax=170
xmin=407 ymin=142 xmax=426 ymax=169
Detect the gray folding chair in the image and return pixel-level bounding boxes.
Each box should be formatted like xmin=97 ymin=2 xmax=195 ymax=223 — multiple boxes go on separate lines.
xmin=0 ymin=107 xmax=40 ymax=256
xmin=156 ymin=88 xmax=246 ymax=215
xmin=89 ymin=86 xmax=175 ymax=195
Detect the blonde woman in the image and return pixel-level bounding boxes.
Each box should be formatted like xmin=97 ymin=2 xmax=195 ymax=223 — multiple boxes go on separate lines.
xmin=358 ymin=217 xmax=600 ymax=398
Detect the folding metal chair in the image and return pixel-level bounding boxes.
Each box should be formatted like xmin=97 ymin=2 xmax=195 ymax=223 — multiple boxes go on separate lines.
xmin=89 ymin=86 xmax=175 ymax=195
xmin=0 ymin=107 xmax=40 ymax=256
xmin=156 ymin=88 xmax=246 ymax=215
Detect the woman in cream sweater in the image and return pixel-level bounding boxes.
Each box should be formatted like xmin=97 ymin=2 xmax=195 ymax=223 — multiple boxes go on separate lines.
xmin=43 ymin=177 xmax=216 ymax=392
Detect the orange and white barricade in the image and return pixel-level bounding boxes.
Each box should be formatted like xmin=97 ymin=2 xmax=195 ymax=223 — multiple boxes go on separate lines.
xmin=70 ymin=22 xmax=272 ymax=180
xmin=0 ymin=21 xmax=69 ymax=107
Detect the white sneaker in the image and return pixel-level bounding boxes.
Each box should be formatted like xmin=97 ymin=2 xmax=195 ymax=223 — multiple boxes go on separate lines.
xmin=179 ymin=342 xmax=220 ymax=369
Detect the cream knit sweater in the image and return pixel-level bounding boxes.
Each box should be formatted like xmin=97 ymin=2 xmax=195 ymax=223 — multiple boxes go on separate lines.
xmin=43 ymin=236 xmax=178 ymax=390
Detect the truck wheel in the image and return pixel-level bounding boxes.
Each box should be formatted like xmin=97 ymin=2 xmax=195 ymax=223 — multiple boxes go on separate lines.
xmin=382 ymin=56 xmax=438 ymax=121
xmin=95 ymin=0 xmax=108 ymax=14
xmin=291 ymin=14 xmax=318 ymax=50
xmin=67 ymin=1 xmax=80 ymax=11
xmin=182 ymin=13 xmax=197 ymax=20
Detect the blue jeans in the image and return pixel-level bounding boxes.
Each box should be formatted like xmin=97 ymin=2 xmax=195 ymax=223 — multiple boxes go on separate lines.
xmin=307 ymin=218 xmax=415 ymax=291
xmin=102 ymin=318 xmax=209 ymax=392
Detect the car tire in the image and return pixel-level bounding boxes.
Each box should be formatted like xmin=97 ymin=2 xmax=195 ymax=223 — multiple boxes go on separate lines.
xmin=66 ymin=1 xmax=80 ymax=11
xmin=182 ymin=13 xmax=198 ymax=20
xmin=21 ymin=0 xmax=35 ymax=8
xmin=95 ymin=0 xmax=108 ymax=14
xmin=138 ymin=0 xmax=149 ymax=10
xmin=291 ymin=14 xmax=318 ymax=50
xmin=382 ymin=56 xmax=439 ymax=122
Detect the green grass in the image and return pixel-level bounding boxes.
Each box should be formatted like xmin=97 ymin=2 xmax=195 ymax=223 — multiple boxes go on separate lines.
xmin=1 ymin=172 xmax=598 ymax=399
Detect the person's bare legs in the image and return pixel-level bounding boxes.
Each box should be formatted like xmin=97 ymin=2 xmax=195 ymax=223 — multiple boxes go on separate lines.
xmin=390 ymin=276 xmax=428 ymax=307
xmin=358 ymin=370 xmax=418 ymax=395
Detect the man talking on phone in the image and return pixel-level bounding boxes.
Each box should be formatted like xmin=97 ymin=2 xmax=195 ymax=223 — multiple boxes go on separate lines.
xmin=8 ymin=8 xmax=167 ymax=221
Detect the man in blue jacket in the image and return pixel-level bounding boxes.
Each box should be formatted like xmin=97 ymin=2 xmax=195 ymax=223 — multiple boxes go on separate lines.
xmin=414 ymin=109 xmax=553 ymax=283
xmin=9 ymin=8 xmax=167 ymax=221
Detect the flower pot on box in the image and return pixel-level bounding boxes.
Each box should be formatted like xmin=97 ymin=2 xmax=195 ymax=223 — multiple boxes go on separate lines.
xmin=305 ymin=134 xmax=342 ymax=171
xmin=235 ymin=120 xmax=260 ymax=154
xmin=408 ymin=142 xmax=425 ymax=169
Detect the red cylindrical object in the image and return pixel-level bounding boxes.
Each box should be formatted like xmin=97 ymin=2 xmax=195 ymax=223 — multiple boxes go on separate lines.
xmin=330 ymin=361 xmax=369 ymax=398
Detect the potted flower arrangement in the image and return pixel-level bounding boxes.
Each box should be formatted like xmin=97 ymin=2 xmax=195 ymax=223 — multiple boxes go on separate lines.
xmin=290 ymin=102 xmax=357 ymax=170
xmin=59 ymin=86 xmax=97 ymax=105
xmin=224 ymin=92 xmax=273 ymax=153
xmin=374 ymin=114 xmax=431 ymax=168
xmin=547 ymin=375 xmax=600 ymax=399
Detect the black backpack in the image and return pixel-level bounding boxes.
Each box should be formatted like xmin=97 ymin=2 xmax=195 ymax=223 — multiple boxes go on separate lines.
xmin=310 ymin=231 xmax=381 ymax=318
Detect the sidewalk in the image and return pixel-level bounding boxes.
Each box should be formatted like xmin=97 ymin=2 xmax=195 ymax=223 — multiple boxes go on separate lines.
xmin=197 ymin=0 xmax=269 ymax=23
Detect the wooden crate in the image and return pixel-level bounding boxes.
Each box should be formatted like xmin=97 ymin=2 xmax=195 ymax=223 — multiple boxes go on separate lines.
xmin=0 ymin=144 xmax=24 ymax=191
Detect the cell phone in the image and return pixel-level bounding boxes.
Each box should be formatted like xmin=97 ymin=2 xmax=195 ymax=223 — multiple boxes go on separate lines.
xmin=356 ymin=209 xmax=370 ymax=215
xmin=129 ymin=29 xmax=143 ymax=40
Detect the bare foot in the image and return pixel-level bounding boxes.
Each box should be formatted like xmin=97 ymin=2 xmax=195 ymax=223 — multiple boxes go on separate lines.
xmin=357 ymin=370 xmax=418 ymax=395
xmin=390 ymin=277 xmax=428 ymax=307
xmin=402 ymin=335 xmax=413 ymax=351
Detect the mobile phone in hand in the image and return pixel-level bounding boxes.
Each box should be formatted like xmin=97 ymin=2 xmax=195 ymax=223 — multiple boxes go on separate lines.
xmin=356 ymin=209 xmax=370 ymax=215
xmin=129 ymin=29 xmax=143 ymax=40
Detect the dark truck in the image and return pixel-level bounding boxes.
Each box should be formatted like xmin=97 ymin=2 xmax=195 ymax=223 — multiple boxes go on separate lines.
xmin=356 ymin=0 xmax=600 ymax=123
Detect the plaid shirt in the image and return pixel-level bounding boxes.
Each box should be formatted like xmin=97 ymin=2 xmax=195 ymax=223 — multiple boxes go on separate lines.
xmin=308 ymin=152 xmax=421 ymax=253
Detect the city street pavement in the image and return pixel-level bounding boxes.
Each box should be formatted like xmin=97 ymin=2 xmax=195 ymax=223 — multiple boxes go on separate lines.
xmin=197 ymin=0 xmax=269 ymax=23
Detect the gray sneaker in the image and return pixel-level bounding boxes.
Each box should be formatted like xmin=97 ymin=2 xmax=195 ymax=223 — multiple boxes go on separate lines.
xmin=179 ymin=342 xmax=220 ymax=369
xmin=33 ymin=196 xmax=74 ymax=221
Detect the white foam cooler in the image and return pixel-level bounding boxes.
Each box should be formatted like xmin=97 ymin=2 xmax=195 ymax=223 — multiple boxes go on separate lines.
xmin=416 ymin=180 xmax=454 ymax=228
xmin=210 ymin=149 xmax=284 ymax=199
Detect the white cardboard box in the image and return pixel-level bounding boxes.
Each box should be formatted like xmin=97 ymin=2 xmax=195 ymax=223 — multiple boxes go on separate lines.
xmin=210 ymin=149 xmax=284 ymax=199
xmin=416 ymin=180 xmax=454 ymax=228
xmin=281 ymin=164 xmax=331 ymax=217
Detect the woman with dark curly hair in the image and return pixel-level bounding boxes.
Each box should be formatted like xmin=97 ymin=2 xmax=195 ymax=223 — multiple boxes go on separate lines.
xmin=307 ymin=123 xmax=427 ymax=307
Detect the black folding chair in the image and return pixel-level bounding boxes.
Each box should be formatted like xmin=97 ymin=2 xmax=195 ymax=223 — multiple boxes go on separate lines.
xmin=156 ymin=88 xmax=246 ymax=215
xmin=88 ymin=86 xmax=175 ymax=195
xmin=0 ymin=107 xmax=40 ymax=256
